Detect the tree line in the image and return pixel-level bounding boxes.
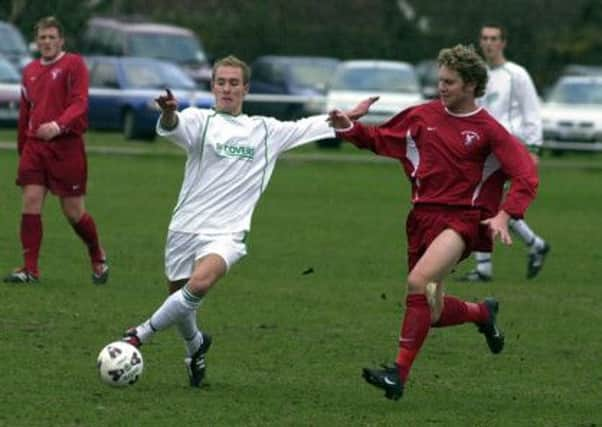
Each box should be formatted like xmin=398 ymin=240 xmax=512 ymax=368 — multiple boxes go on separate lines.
xmin=2 ymin=0 xmax=602 ymax=90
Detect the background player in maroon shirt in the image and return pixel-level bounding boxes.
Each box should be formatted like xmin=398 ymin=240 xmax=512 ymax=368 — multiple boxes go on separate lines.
xmin=328 ymin=44 xmax=538 ymax=400
xmin=4 ymin=16 xmax=108 ymax=285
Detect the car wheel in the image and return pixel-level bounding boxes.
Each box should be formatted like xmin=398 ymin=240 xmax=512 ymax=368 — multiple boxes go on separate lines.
xmin=123 ymin=109 xmax=137 ymax=140
xmin=123 ymin=109 xmax=156 ymax=141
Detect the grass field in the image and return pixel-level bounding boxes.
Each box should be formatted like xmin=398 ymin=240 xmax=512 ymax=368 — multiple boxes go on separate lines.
xmin=1 ymin=131 xmax=601 ymax=426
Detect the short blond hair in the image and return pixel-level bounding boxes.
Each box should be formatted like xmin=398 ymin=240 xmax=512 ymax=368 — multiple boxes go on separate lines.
xmin=438 ymin=44 xmax=488 ymax=98
xmin=34 ymin=16 xmax=64 ymax=38
xmin=212 ymin=55 xmax=251 ymax=85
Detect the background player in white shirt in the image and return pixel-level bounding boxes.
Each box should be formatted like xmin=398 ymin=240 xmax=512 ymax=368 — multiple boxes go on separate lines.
xmin=122 ymin=55 xmax=376 ymax=387
xmin=460 ymin=24 xmax=550 ymax=282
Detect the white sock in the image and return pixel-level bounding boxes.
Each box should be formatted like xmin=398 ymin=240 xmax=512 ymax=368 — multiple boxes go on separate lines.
xmin=136 ymin=285 xmax=202 ymax=344
xmin=474 ymin=251 xmax=492 ymax=276
xmin=509 ymin=219 xmax=544 ymax=250
xmin=175 ymin=310 xmax=204 ymax=356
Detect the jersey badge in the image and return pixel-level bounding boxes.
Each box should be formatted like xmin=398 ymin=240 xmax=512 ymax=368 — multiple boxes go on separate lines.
xmin=461 ymin=130 xmax=480 ymax=147
xmin=51 ymin=69 xmax=63 ymax=80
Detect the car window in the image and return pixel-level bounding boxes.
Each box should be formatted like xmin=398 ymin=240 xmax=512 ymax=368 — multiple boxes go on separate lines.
xmin=0 ymin=57 xmax=21 ymax=83
xmin=90 ymin=62 xmax=119 ymax=88
xmin=122 ymin=61 xmax=195 ymax=90
xmin=332 ymin=66 xmax=420 ymax=93
xmin=289 ymin=62 xmax=338 ymax=89
xmin=84 ymin=25 xmax=117 ymax=54
xmin=0 ymin=25 xmax=28 ymax=55
xmin=548 ymin=80 xmax=602 ymax=105
xmin=126 ymin=33 xmax=206 ymax=64
xmin=252 ymin=62 xmax=272 ymax=83
xmin=106 ymin=30 xmax=125 ymax=55
xmin=270 ymin=63 xmax=287 ymax=86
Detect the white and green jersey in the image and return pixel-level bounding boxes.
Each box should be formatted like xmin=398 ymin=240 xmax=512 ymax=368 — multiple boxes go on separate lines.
xmin=480 ymin=61 xmax=543 ymax=150
xmin=156 ymin=109 xmax=334 ymax=235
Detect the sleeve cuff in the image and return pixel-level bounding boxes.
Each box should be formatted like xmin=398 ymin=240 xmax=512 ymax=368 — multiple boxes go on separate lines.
xmin=334 ymin=122 xmax=355 ymax=135
xmin=156 ymin=112 xmax=180 ymax=135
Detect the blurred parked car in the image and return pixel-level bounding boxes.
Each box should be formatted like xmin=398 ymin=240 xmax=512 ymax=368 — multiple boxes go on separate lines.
xmin=0 ymin=21 xmax=32 ymax=71
xmin=415 ymin=59 xmax=439 ymax=99
xmin=86 ymin=56 xmax=213 ymax=140
xmin=81 ymin=17 xmax=212 ymax=88
xmin=245 ymin=55 xmax=340 ymax=121
xmin=326 ymin=60 xmax=424 ymax=125
xmin=542 ymin=75 xmax=602 ymax=153
xmin=0 ymin=55 xmax=21 ymax=126
xmin=559 ymin=64 xmax=602 ymax=77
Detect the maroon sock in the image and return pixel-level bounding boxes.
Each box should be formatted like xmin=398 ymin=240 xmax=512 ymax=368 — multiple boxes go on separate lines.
xmin=395 ymin=294 xmax=431 ymax=382
xmin=72 ymin=213 xmax=104 ymax=263
xmin=432 ymin=295 xmax=488 ymax=327
xmin=21 ymin=214 xmax=42 ymax=276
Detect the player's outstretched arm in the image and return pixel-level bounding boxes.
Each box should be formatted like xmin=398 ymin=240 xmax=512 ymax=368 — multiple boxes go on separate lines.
xmin=327 ymin=109 xmax=353 ymax=130
xmin=345 ymin=96 xmax=380 ymax=121
xmin=328 ymin=96 xmax=379 ymax=129
xmin=155 ymin=88 xmax=179 ymax=130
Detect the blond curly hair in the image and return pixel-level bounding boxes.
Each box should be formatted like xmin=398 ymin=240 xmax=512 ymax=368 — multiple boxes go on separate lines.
xmin=437 ymin=44 xmax=488 ymax=98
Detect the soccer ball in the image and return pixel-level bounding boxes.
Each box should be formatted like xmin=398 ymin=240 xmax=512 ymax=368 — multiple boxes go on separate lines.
xmin=97 ymin=341 xmax=144 ymax=387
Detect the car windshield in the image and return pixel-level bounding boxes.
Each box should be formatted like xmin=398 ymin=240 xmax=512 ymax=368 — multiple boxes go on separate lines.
xmin=122 ymin=61 xmax=196 ymax=90
xmin=127 ymin=33 xmax=206 ymax=64
xmin=288 ymin=61 xmax=339 ymax=90
xmin=547 ymin=80 xmax=602 ymax=105
xmin=331 ymin=65 xmax=420 ymax=93
xmin=0 ymin=58 xmax=20 ymax=83
xmin=0 ymin=26 xmax=28 ymax=54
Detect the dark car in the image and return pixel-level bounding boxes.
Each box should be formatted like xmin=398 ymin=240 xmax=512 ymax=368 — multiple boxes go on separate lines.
xmin=245 ymin=55 xmax=340 ymax=120
xmin=86 ymin=56 xmax=213 ymax=140
xmin=81 ymin=17 xmax=212 ymax=88
xmin=0 ymin=54 xmax=21 ymax=126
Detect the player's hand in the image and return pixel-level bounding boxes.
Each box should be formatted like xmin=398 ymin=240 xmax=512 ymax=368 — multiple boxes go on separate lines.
xmin=344 ymin=96 xmax=379 ymax=121
xmin=36 ymin=121 xmax=61 ymax=141
xmin=327 ymin=109 xmax=353 ymax=130
xmin=481 ymin=210 xmax=512 ymax=245
xmin=155 ymin=88 xmax=178 ymax=112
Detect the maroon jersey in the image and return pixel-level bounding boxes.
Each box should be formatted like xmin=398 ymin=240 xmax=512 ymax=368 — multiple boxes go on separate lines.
xmin=337 ymin=100 xmax=538 ymax=219
xmin=18 ymin=52 xmax=88 ymax=154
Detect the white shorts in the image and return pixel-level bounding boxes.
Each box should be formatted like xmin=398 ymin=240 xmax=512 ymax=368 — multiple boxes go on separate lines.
xmin=164 ymin=230 xmax=248 ymax=282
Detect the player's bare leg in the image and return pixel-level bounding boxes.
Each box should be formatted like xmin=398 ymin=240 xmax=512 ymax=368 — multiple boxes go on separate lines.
xmin=363 ymin=229 xmax=464 ymax=400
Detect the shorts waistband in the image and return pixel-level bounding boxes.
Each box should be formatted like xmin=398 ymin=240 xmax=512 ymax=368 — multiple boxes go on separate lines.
xmin=412 ymin=203 xmax=480 ymax=213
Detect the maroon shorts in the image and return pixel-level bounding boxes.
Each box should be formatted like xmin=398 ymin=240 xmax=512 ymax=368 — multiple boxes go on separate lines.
xmin=474 ymin=207 xmax=496 ymax=252
xmin=16 ymin=141 xmax=87 ymax=197
xmin=406 ymin=204 xmax=481 ymax=271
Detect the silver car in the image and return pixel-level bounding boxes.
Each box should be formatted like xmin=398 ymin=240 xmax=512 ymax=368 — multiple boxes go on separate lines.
xmin=325 ymin=60 xmax=424 ymax=126
xmin=0 ymin=54 xmax=21 ymax=126
xmin=542 ymin=75 xmax=602 ymax=152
